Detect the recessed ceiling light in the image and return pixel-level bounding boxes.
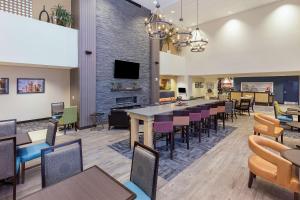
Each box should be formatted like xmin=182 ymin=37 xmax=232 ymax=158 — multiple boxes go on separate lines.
xmin=153 ymin=0 xmax=158 ymax=5
xmin=171 ymin=10 xmax=175 ymax=14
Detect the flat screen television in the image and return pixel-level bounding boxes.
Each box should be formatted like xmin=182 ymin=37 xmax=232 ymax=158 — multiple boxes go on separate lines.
xmin=178 ymin=87 xmax=186 ymax=93
xmin=114 ymin=60 xmax=140 ymax=79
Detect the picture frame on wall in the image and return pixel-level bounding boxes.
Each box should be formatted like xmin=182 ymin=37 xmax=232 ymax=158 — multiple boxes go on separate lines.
xmin=0 ymin=78 xmax=9 ymax=94
xmin=17 ymin=78 xmax=45 ymax=94
xmin=195 ymin=82 xmax=204 ymax=88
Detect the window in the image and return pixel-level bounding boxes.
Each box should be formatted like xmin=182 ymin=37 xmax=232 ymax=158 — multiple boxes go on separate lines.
xmin=0 ymin=0 xmax=32 ymax=18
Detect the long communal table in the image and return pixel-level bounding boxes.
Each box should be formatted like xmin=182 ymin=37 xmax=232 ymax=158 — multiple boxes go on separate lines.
xmin=127 ymin=99 xmax=217 ymax=148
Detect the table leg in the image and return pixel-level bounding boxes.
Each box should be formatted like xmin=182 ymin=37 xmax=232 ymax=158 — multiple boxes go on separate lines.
xmin=130 ymin=117 xmax=139 ymax=148
xmin=144 ymin=119 xmax=153 ymax=148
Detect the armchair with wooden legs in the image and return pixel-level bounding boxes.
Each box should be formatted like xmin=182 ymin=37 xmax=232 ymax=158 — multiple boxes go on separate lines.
xmin=248 ymin=135 xmax=300 ymax=200
xmin=254 ymin=113 xmax=284 ymax=143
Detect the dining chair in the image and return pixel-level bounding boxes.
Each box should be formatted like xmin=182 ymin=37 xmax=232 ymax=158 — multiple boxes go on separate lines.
xmin=248 ymin=135 xmax=300 ymax=200
xmin=124 ymin=142 xmax=159 ymax=200
xmin=58 ymin=106 xmax=78 ymax=134
xmin=153 ymin=114 xmax=174 ymax=159
xmin=18 ymin=120 xmax=58 ymax=183
xmin=0 ymin=119 xmax=16 ymax=137
xmin=173 ymin=110 xmax=190 ymax=150
xmin=41 ymin=139 xmax=83 ymax=188
xmin=51 ymin=102 xmax=64 ymax=120
xmin=236 ymin=98 xmax=251 ymax=116
xmin=0 ymin=136 xmax=20 ymax=200
xmin=187 ymin=107 xmax=202 ymax=143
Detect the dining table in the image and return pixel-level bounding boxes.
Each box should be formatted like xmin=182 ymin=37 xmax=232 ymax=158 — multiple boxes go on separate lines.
xmin=21 ymin=166 xmax=136 ymax=200
xmin=126 ymin=99 xmax=217 ymax=148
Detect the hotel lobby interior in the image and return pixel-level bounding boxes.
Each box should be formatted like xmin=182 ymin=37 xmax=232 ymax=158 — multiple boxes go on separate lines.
xmin=1 ymin=0 xmax=300 ymax=199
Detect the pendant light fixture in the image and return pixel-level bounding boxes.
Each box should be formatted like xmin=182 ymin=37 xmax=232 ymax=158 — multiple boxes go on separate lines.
xmin=190 ymin=0 xmax=208 ymax=52
xmin=173 ymin=0 xmax=192 ymax=48
xmin=145 ymin=1 xmax=173 ymax=40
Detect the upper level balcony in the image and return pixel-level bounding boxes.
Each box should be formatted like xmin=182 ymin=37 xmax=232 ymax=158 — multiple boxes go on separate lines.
xmin=0 ymin=10 xmax=78 ymax=69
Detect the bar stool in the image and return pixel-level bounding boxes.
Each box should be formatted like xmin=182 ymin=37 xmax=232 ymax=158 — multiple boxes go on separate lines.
xmin=187 ymin=107 xmax=203 ymax=142
xmin=217 ymin=101 xmax=226 ymax=129
xmin=199 ymin=105 xmax=210 ymax=137
xmin=153 ymin=114 xmax=174 ymax=159
xmin=173 ymin=110 xmax=190 ymax=150
xmin=208 ymin=103 xmax=218 ymax=132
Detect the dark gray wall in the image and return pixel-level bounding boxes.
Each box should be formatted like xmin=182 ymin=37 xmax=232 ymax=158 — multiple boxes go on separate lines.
xmin=96 ymin=0 xmax=151 ymax=116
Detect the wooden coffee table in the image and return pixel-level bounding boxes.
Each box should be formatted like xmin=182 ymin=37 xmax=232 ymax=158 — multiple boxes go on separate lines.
xmin=281 ymin=149 xmax=300 ymax=168
xmin=287 ymin=121 xmax=300 ymax=132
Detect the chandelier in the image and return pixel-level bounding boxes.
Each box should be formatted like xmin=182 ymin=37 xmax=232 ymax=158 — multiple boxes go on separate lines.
xmin=145 ymin=1 xmax=173 ymax=40
xmin=173 ymin=0 xmax=192 ymax=48
xmin=190 ymin=0 xmax=208 ymax=52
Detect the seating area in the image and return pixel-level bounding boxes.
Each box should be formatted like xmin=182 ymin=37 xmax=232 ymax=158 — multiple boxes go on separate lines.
xmin=2 ymin=0 xmax=300 ymax=200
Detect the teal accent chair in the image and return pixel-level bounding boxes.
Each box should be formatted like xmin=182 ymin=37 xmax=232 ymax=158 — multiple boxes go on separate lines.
xmin=17 ymin=120 xmax=57 ymax=183
xmin=274 ymin=101 xmax=293 ymax=123
xmin=124 ymin=142 xmax=159 ymax=200
xmin=58 ymin=106 xmax=78 ymax=134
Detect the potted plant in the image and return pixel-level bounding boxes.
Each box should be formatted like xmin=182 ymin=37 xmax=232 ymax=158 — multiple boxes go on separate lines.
xmin=52 ymin=5 xmax=72 ymax=27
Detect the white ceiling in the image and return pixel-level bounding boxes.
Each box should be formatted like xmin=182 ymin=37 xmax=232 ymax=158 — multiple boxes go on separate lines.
xmin=133 ymin=0 xmax=281 ymax=26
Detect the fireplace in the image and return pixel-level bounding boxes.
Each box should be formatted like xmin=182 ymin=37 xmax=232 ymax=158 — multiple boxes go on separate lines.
xmin=116 ymin=96 xmax=137 ymax=105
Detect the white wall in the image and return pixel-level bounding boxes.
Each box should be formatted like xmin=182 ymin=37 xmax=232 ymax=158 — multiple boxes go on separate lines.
xmin=0 ymin=11 xmax=78 ymax=68
xmin=160 ymin=52 xmax=186 ymax=76
xmin=183 ymin=0 xmax=300 ymax=76
xmin=0 ymin=66 xmax=70 ymax=121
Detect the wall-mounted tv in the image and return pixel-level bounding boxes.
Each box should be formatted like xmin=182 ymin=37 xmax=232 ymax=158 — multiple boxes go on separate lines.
xmin=114 ymin=60 xmax=140 ymax=79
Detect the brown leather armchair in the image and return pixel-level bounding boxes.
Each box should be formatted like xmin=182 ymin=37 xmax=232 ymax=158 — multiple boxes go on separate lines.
xmin=248 ymin=135 xmax=300 ymax=199
xmin=254 ymin=113 xmax=284 ymax=143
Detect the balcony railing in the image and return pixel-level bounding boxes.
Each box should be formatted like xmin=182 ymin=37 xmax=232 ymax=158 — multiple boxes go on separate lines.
xmin=0 ymin=11 xmax=78 ymax=68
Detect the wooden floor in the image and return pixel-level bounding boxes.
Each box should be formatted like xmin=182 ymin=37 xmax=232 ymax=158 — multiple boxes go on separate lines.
xmin=1 ymin=106 xmax=300 ymax=200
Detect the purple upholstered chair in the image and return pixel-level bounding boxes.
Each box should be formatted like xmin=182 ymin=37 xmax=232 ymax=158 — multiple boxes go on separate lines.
xmin=173 ymin=110 xmax=190 ymax=150
xmin=153 ymin=115 xmax=174 ymax=159
xmin=187 ymin=107 xmax=202 ymax=142
xmin=199 ymin=105 xmax=210 ymax=137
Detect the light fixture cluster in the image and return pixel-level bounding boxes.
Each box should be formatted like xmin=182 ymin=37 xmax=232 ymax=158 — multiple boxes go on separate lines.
xmin=144 ymin=0 xmax=208 ymax=53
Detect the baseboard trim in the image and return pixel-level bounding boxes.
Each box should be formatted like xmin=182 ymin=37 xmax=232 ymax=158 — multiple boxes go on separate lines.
xmin=17 ymin=117 xmax=51 ymax=124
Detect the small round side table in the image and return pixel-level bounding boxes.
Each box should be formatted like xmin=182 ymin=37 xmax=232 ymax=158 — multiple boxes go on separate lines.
xmin=281 ymin=149 xmax=300 ymax=200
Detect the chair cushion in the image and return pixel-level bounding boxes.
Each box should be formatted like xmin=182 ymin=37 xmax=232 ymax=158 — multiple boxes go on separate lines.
xmin=18 ymin=143 xmax=50 ymax=163
xmin=248 ymin=154 xmax=277 ymax=182
xmin=253 ymin=124 xmax=284 ymax=137
xmin=16 ymin=156 xmax=21 ymax=173
xmin=124 ymin=181 xmax=151 ymax=200
xmin=277 ymin=115 xmax=293 ymax=123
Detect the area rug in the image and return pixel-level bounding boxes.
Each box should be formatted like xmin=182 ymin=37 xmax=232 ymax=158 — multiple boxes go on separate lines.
xmin=109 ymin=125 xmax=237 ymax=181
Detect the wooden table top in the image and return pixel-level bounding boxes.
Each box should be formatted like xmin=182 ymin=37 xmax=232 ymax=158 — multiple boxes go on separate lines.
xmin=287 ymin=121 xmax=300 ymax=129
xmin=281 ymin=149 xmax=300 ymax=168
xmin=16 ymin=133 xmax=32 ymax=146
xmin=21 ymin=166 xmax=136 ymax=200
xmin=126 ymin=99 xmax=217 ymax=117
xmin=287 ymin=110 xmax=300 ymax=116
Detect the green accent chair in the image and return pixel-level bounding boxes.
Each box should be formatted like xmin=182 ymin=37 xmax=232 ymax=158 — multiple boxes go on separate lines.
xmin=274 ymin=101 xmax=293 ymax=123
xmin=58 ymin=106 xmax=78 ymax=134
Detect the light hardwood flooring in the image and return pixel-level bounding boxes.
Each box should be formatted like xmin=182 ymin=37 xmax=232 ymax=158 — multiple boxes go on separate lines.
xmin=1 ymin=105 xmax=300 ymax=200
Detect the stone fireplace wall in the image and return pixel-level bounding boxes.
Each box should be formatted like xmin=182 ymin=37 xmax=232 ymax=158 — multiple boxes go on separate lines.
xmin=96 ymin=0 xmax=151 ymax=116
